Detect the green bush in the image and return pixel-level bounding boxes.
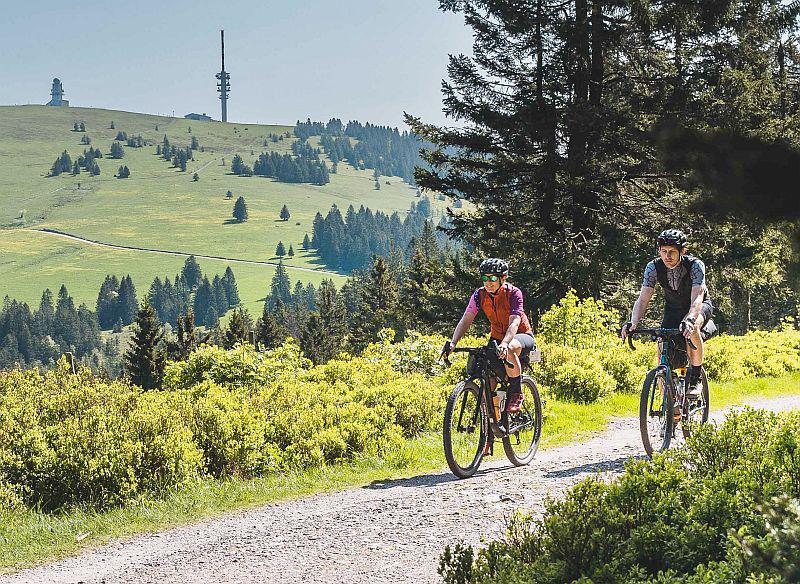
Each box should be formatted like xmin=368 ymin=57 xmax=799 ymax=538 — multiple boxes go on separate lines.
xmin=535 ymin=346 xmax=616 ymax=403
xmin=439 ymin=408 xmax=800 ymax=584
xmin=539 ymin=290 xmax=619 ymax=349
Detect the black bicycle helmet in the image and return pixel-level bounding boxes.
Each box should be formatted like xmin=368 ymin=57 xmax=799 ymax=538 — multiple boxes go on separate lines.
xmin=656 ymin=229 xmax=687 ymax=248
xmin=479 ymin=258 xmax=509 ymax=276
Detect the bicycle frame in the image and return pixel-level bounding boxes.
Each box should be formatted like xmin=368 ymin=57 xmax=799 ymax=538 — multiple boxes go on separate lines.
xmin=629 ymin=328 xmax=691 ymax=418
xmin=450 ymin=345 xmax=515 ymax=439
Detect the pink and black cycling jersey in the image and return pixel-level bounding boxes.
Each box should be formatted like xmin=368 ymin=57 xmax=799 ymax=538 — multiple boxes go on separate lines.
xmin=464 ymin=283 xmax=532 ymax=340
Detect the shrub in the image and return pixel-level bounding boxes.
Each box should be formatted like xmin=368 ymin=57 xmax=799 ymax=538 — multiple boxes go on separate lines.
xmin=439 ymin=408 xmax=800 ymax=583
xmin=535 ymin=346 xmax=616 ymax=403
xmin=539 ymin=290 xmax=619 ymax=349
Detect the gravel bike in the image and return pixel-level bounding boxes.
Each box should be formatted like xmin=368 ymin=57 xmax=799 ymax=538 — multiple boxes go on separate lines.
xmin=627 ymin=328 xmax=709 ymax=457
xmin=442 ymin=342 xmax=543 ymax=478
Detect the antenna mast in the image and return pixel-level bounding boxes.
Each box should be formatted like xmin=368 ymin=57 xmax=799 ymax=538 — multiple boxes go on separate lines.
xmin=216 ymin=30 xmax=230 ymax=122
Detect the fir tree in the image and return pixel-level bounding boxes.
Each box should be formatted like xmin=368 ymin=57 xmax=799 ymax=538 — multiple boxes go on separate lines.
xmin=351 ymin=256 xmax=398 ymax=349
xmin=110 ymin=141 xmax=124 ymax=159
xmin=182 ymin=255 xmax=202 ymax=289
xmin=255 ymin=302 xmax=285 ymax=349
xmin=226 ymin=190 xmax=233 ymax=199
xmin=288 ymin=244 xmax=294 ymax=257
xmin=268 ymin=261 xmax=292 ymax=308
xmin=223 ymin=307 xmax=251 ymax=349
xmin=124 ymin=301 xmax=166 ymax=390
xmin=302 ymin=234 xmax=311 ymax=250
xmin=223 ymin=266 xmax=240 ymax=306
xmin=233 ymin=196 xmax=248 ymax=222
xmin=280 ymin=205 xmax=291 ymax=221
xmin=275 ymin=241 xmax=286 ymax=257
xmin=118 ymin=275 xmax=138 ymax=325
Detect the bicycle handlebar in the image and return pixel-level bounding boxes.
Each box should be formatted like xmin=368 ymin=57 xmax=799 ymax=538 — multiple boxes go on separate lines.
xmin=625 ymin=327 xmax=697 ymax=351
xmin=442 ymin=344 xmax=514 ymax=369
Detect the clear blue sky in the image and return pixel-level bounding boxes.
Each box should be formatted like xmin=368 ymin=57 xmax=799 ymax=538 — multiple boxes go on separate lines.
xmin=1 ymin=0 xmax=473 ymax=128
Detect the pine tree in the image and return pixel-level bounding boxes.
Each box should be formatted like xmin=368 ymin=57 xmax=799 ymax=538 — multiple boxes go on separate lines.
xmin=182 ymin=255 xmax=202 ymax=289
xmin=275 ymin=241 xmax=286 ymax=257
xmin=255 ymin=303 xmax=286 ymax=349
xmin=96 ymin=275 xmax=120 ymax=329
xmin=223 ymin=266 xmax=240 ymax=306
xmin=351 ymin=256 xmax=398 ymax=349
xmin=118 ymin=275 xmax=138 ymax=325
xmin=110 ymin=141 xmax=124 ymax=159
xmin=304 ymin=278 xmax=347 ymax=363
xmin=193 ymin=277 xmax=214 ymax=325
xmin=223 ymin=307 xmax=251 ymax=349
xmin=280 ymin=204 xmax=291 ymax=221
xmin=288 ymin=244 xmax=294 ymax=257
xmin=233 ymin=196 xmax=248 ymax=222
xmin=302 ymin=234 xmax=311 ymax=250
xmin=226 ymin=190 xmax=233 ymax=199
xmin=176 ymin=309 xmax=197 ymax=358
xmin=268 ymin=261 xmax=292 ymax=308
xmin=124 ymin=301 xmax=166 ymax=390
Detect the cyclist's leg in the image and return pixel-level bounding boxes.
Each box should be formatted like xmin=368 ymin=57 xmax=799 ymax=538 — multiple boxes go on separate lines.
xmin=506 ymin=334 xmax=535 ymax=412
xmin=687 ymin=301 xmax=713 ymax=396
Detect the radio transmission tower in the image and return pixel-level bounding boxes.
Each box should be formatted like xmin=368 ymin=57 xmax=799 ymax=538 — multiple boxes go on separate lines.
xmin=216 ymin=30 xmax=231 ymax=122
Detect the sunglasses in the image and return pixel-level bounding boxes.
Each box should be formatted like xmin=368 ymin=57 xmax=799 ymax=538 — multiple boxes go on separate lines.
xmin=481 ymin=275 xmax=501 ymax=282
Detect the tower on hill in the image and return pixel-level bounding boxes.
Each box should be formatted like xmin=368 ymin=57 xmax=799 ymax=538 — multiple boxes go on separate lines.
xmin=215 ymin=30 xmax=230 ymax=122
xmin=46 ymin=78 xmax=69 ymax=106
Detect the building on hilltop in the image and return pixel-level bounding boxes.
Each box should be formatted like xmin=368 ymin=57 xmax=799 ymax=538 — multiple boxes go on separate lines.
xmin=46 ymin=78 xmax=69 ymax=106
xmin=185 ymin=112 xmax=213 ymax=121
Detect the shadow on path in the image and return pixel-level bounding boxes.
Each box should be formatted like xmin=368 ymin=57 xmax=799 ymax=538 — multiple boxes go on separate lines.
xmin=543 ymin=455 xmax=636 ymax=479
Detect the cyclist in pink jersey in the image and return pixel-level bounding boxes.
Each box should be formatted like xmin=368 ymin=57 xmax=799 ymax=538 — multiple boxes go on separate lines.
xmin=441 ymin=258 xmax=535 ymax=413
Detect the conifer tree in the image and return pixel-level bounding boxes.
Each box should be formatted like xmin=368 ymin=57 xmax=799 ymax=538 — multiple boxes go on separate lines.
xmin=233 ymin=196 xmax=248 ymax=222
xmin=204 ymin=305 xmax=219 ymax=328
xmin=255 ymin=302 xmax=286 ymax=349
xmin=182 ymin=255 xmax=202 ymax=289
xmin=268 ymin=261 xmax=292 ymax=308
xmin=124 ymin=301 xmax=166 ymax=390
xmin=280 ymin=205 xmax=291 ymax=221
xmin=226 ymin=190 xmax=233 ymax=199
xmin=351 ymin=256 xmax=398 ymax=349
xmin=275 ymin=241 xmax=286 ymax=257
xmin=288 ymin=244 xmax=294 ymax=257
xmin=223 ymin=266 xmax=240 ymax=306
xmin=110 ymin=141 xmax=124 ymax=159
xmin=118 ymin=275 xmax=138 ymax=325
xmin=223 ymin=307 xmax=251 ymax=349
xmin=193 ymin=277 xmax=214 ymax=325
xmin=302 ymin=234 xmax=311 ymax=250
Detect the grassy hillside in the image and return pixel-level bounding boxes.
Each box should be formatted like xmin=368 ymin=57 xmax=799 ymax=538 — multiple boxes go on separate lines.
xmin=0 ymin=105 xmax=438 ymax=313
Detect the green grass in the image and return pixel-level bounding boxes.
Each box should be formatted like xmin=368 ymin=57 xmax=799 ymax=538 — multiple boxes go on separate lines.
xmin=3 ymin=372 xmax=799 ymax=573
xmin=0 ymin=105 xmax=445 ymax=311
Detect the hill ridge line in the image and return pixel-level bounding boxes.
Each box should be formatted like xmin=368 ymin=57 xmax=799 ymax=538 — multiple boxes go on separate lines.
xmin=28 ymin=228 xmax=341 ymax=277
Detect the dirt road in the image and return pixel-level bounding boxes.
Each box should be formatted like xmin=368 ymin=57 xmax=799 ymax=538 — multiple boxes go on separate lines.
xmin=5 ymin=396 xmax=799 ymax=584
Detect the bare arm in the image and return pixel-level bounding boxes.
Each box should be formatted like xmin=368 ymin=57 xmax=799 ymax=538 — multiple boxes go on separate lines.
xmin=451 ymin=312 xmax=476 ymax=347
xmin=501 ymin=315 xmax=521 ymax=346
xmin=631 ymin=286 xmax=655 ymax=326
xmin=622 ymin=286 xmax=655 ymax=339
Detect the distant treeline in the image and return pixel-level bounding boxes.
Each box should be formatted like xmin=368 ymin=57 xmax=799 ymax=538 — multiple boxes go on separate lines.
xmin=145 ymin=257 xmax=240 ymax=328
xmin=310 ymin=197 xmax=447 ymax=272
xmin=294 ymin=118 xmax=425 ymax=184
xmin=233 ymin=141 xmax=331 ymax=185
xmin=0 ymin=286 xmax=105 ymax=369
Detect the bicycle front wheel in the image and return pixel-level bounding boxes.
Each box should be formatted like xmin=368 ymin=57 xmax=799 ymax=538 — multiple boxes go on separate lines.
xmin=502 ymin=376 xmax=542 ymax=466
xmin=443 ymin=380 xmax=487 ymax=478
xmin=682 ymin=368 xmax=710 ymax=439
xmin=640 ymin=367 xmax=673 ymax=458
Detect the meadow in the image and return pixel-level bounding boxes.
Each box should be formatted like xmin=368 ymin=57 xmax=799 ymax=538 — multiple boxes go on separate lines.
xmin=0 ymin=105 xmax=436 ymax=312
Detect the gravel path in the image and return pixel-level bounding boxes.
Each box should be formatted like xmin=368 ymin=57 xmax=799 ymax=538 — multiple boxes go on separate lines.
xmin=5 ymin=396 xmax=799 ymax=584
xmin=29 ymin=228 xmax=340 ymax=277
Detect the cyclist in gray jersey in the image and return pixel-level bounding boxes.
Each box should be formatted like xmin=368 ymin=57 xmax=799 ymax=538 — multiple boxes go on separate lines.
xmin=620 ymin=229 xmax=714 ymax=399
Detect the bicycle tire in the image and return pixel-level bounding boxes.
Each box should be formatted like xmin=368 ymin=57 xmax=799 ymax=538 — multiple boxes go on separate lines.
xmin=681 ymin=368 xmax=710 ymax=439
xmin=502 ymin=377 xmax=542 ymax=466
xmin=443 ymin=380 xmax=488 ymax=478
xmin=640 ymin=367 xmax=674 ymax=457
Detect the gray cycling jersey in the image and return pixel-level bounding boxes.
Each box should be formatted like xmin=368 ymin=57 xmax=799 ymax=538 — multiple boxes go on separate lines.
xmin=642 ymin=258 xmax=705 ymax=291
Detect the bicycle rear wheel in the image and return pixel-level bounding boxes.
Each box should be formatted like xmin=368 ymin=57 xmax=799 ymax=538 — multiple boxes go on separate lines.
xmin=502 ymin=377 xmax=542 ymax=466
xmin=443 ymin=381 xmax=487 ymax=478
xmin=640 ymin=367 xmax=673 ymax=457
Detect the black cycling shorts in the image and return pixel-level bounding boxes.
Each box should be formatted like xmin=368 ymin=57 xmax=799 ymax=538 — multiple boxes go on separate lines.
xmin=661 ymin=299 xmax=714 ymax=329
